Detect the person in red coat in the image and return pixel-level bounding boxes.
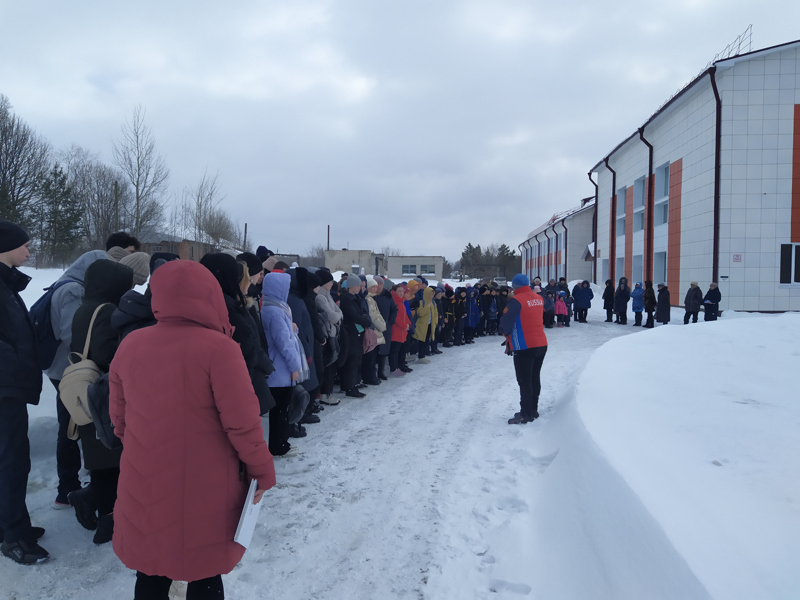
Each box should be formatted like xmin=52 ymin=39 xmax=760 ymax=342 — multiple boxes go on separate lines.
xmin=499 ymin=274 xmax=548 ymax=424
xmin=109 ymin=260 xmax=276 ymax=599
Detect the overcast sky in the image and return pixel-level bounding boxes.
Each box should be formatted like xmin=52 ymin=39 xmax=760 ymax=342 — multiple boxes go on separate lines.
xmin=1 ymin=0 xmax=798 ymax=262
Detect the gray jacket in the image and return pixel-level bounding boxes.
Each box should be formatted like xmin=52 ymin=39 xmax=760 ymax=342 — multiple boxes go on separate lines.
xmin=44 ymin=250 xmax=110 ymax=380
xmin=315 ymin=287 xmax=343 ymax=337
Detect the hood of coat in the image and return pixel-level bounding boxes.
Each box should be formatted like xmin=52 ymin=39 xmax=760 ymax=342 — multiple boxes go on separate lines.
xmin=289 ymin=267 xmax=309 ymax=298
xmin=150 ymin=260 xmax=232 ymax=335
xmin=423 ymin=287 xmax=435 ymax=303
xmin=84 ymin=259 xmax=134 ymax=305
xmin=58 ymin=249 xmax=110 ymax=285
xmin=263 ymin=272 xmax=291 ymax=303
xmin=115 ymin=289 xmax=153 ymax=321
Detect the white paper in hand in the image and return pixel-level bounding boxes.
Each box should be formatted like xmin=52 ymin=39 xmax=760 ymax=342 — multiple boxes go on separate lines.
xmin=234 ymin=479 xmax=261 ymax=549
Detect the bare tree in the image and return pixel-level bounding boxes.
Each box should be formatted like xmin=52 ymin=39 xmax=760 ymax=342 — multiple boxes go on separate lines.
xmin=0 ymin=95 xmax=51 ymax=229
xmin=380 ymin=246 xmax=404 ymax=256
xmin=202 ymin=207 xmax=236 ymax=250
xmin=61 ymin=145 xmax=135 ymax=250
xmin=112 ymin=105 xmax=169 ymax=237
xmin=184 ymin=169 xmax=224 ymax=245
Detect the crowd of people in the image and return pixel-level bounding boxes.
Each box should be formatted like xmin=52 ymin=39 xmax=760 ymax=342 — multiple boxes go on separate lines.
xmin=0 ymin=217 xmax=727 ymax=597
xmin=0 ymin=221 xmax=526 ymax=598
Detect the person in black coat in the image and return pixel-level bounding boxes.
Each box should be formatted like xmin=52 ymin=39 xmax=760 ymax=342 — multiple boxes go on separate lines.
xmin=0 ymin=222 xmax=49 ymax=564
xmin=68 ymin=258 xmax=134 ymax=545
xmin=602 ymin=279 xmax=614 ymax=322
xmin=374 ymin=277 xmax=397 ymax=378
xmin=613 ymin=277 xmax=631 ymax=324
xmin=703 ymin=283 xmax=721 ymax=321
xmin=200 ymin=254 xmax=274 ymax=417
xmin=453 ymin=288 xmax=467 ymax=345
xmin=656 ymin=283 xmax=671 ymax=325
xmin=338 ymin=277 xmax=372 ymax=397
xmin=683 ymin=282 xmax=704 ymax=324
xmin=643 ymin=280 xmax=657 ymax=328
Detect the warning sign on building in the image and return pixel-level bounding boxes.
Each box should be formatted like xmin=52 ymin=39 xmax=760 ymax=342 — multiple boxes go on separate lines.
xmin=732 ymin=254 xmax=742 ymax=263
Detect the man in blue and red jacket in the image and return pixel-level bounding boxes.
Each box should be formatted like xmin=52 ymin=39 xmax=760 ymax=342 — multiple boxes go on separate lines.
xmin=499 ymin=274 xmax=548 ymax=424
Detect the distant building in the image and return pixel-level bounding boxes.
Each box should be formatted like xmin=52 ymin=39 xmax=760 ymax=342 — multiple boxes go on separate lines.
xmin=519 ymin=200 xmax=595 ymax=284
xmin=386 ymin=256 xmax=445 ymax=281
xmin=140 ymin=233 xmax=244 ymax=263
xmin=324 ymin=249 xmax=386 ymax=275
xmin=589 ymin=38 xmax=800 ymax=311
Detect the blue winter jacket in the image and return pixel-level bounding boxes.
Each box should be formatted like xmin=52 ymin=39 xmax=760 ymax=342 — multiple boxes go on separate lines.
xmin=466 ymin=288 xmax=480 ymax=327
xmin=573 ymin=281 xmax=594 ymax=309
xmin=261 ymin=273 xmax=302 ymax=388
xmin=631 ymin=283 xmax=645 ymax=312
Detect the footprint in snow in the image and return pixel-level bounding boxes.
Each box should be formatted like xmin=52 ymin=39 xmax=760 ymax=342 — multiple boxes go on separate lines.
xmin=495 ymin=496 xmax=528 ymax=514
xmin=488 ymin=579 xmax=531 ymax=595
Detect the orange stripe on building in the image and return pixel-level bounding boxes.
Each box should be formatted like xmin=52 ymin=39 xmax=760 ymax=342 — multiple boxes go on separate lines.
xmin=792 ymin=105 xmax=800 ymax=242
xmin=667 ymin=159 xmax=683 ymax=301
xmin=625 ymin=186 xmax=633 ymax=281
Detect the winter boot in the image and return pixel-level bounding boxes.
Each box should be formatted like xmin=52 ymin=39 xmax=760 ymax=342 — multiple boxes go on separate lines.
xmin=1 ymin=539 xmax=49 ymax=565
xmin=93 ymin=514 xmax=114 ymax=545
xmin=300 ymin=413 xmax=321 ymax=424
xmin=68 ymin=486 xmax=98 ymax=531
xmin=390 ymin=369 xmax=406 ymax=377
xmin=345 ymin=389 xmax=366 ymax=398
xmin=319 ymin=393 xmax=340 ymax=406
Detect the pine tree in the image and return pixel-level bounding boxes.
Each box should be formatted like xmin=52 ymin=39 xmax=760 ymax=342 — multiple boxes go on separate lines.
xmin=37 ymin=164 xmax=82 ymax=267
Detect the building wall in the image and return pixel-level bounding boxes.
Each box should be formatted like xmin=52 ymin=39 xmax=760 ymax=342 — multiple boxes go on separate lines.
xmin=386 ymin=256 xmax=444 ymax=280
xmin=324 ymin=250 xmax=385 ymax=275
xmin=715 ymin=49 xmax=800 ymax=311
xmin=566 ymin=207 xmax=595 ymax=282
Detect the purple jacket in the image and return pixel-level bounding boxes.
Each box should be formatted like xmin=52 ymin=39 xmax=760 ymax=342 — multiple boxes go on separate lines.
xmin=260 ymin=273 xmax=302 ymax=388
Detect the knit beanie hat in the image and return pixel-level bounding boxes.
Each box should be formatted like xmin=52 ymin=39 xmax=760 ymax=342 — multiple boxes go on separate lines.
xmin=316 ymin=269 xmax=333 ymax=286
xmin=256 ymin=246 xmax=273 ymax=262
xmin=120 ymin=252 xmax=151 ymax=286
xmin=345 ymin=276 xmax=362 ymax=290
xmin=382 ymin=278 xmax=394 ymax=292
xmin=0 ymin=220 xmax=29 ymax=253
xmin=306 ymin=271 xmax=321 ymax=291
xmin=365 ymin=276 xmax=378 ymax=289
xmin=511 ymin=273 xmax=530 ymax=290
xmin=237 ymin=252 xmax=263 ymax=278
xmin=106 ymin=246 xmax=130 ymax=262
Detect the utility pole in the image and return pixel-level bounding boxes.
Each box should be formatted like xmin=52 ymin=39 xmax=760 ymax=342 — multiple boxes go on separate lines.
xmin=327 ymin=225 xmax=330 ymax=251
xmin=243 ymin=223 xmax=248 ymax=250
xmin=113 ymin=180 xmax=120 ymax=231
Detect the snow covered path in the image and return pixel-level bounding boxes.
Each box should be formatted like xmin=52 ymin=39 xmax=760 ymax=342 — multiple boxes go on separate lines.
xmin=4 ymin=282 xmax=795 ymax=599
xmin=1 ymin=304 xmax=639 ymax=600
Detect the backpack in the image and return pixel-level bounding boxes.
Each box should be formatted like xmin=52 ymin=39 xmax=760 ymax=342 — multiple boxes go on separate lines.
xmin=29 ymin=279 xmax=80 ymax=370
xmin=58 ymin=304 xmax=109 ymax=439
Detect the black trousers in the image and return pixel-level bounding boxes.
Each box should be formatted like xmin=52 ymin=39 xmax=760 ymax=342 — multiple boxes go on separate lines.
xmin=0 ymin=400 xmax=31 ymax=543
xmin=339 ymin=341 xmax=363 ymax=392
xmin=634 ymin=312 xmax=643 ymax=326
xmin=418 ymin=325 xmax=431 ymax=358
xmin=135 ymin=572 xmax=223 ymax=600
xmin=361 ymin=348 xmax=378 ymax=383
xmin=92 ymin=468 xmax=120 ymax=516
xmin=268 ymin=387 xmax=292 ymax=454
xmin=513 ymin=346 xmax=548 ymax=418
xmin=321 ymin=363 xmax=336 ymax=395
xmin=684 ymin=310 xmax=699 ymax=324
xmin=442 ymin=321 xmax=454 ymax=344
xmin=704 ymin=304 xmax=718 ymax=321
xmin=645 ymin=310 xmax=655 ymax=327
xmin=617 ymin=309 xmax=628 ymax=324
xmin=453 ymin=319 xmax=464 ymax=345
xmin=575 ymin=308 xmax=587 ymax=322
xmin=605 ymin=309 xmax=613 ymax=322
xmin=51 ymin=378 xmax=82 ymax=498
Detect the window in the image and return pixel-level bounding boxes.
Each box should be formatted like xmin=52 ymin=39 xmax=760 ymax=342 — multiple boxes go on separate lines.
xmin=654 ymin=200 xmax=669 ymax=226
xmin=633 ymin=177 xmax=646 ymax=208
xmin=632 ymin=255 xmax=643 ymax=285
xmin=654 ymin=163 xmax=670 ymax=200
xmin=779 ymin=244 xmax=800 ymax=284
xmin=654 ymin=252 xmax=667 ymax=284
xmin=616 ymin=188 xmax=626 ymax=216
xmin=420 ymin=264 xmax=436 ymax=275
xmin=602 ymin=259 xmax=609 ymax=283
xmin=402 ymin=264 xmax=416 ymax=275
xmin=189 ymin=245 xmax=194 ymax=259
xmin=633 ymin=211 xmax=645 ymax=232
xmin=152 ymin=244 xmax=163 ymax=252
xmin=616 ymin=257 xmax=625 ymax=280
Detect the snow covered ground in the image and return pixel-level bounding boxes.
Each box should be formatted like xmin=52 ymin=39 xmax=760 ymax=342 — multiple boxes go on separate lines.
xmin=2 ymin=269 xmax=798 ymax=599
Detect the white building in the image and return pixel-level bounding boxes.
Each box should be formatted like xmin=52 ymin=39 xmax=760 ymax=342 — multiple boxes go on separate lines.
xmin=519 ymin=199 xmax=595 ymax=284
xmin=386 ymin=256 xmax=445 ymax=281
xmin=589 ymin=39 xmax=800 ymax=311
xmin=324 ymin=249 xmax=385 ymax=275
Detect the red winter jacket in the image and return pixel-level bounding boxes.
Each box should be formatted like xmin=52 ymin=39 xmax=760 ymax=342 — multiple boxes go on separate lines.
xmin=391 ymin=291 xmax=411 ymax=342
xmin=109 ymin=260 xmax=276 ymax=582
xmin=499 ymin=286 xmax=548 ymax=351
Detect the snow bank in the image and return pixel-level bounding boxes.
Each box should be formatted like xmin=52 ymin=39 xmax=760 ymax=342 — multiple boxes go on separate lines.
xmin=576 ymin=314 xmax=800 ymax=600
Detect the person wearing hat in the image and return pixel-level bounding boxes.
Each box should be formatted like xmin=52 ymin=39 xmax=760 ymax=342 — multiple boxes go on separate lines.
xmin=120 ymin=252 xmax=151 ymax=287
xmin=111 ymin=252 xmax=156 ymax=339
xmin=374 ymin=277 xmax=397 ymax=379
xmin=683 ymin=281 xmax=704 ymax=324
xmin=0 ymin=221 xmax=49 ymax=564
xmin=315 ymin=269 xmax=343 ymax=403
xmin=338 ymin=275 xmax=372 ymax=397
xmin=499 ymin=274 xmax=548 ymax=425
